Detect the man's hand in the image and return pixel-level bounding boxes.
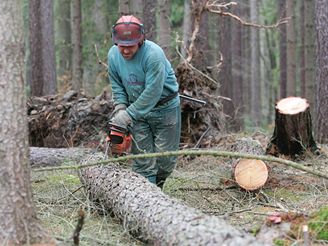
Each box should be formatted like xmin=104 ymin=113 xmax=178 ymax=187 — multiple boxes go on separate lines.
xmin=110 ymin=104 xmax=126 ymax=118
xmin=112 ymin=110 xmax=132 ymax=128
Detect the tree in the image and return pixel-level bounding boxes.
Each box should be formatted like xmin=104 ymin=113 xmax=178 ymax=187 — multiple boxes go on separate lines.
xmin=29 ymin=0 xmax=57 ymax=96
xmin=158 ymin=0 xmax=172 ymax=59
xmin=250 ymin=0 xmax=261 ymax=126
xmin=0 ymin=1 xmax=50 ymax=244
xmin=143 ymin=0 xmax=157 ymax=41
xmin=55 ymin=0 xmax=72 ymax=78
xmin=71 ymin=0 xmax=83 ymax=92
xmin=119 ymin=0 xmax=130 ymax=15
xmin=286 ymin=0 xmax=296 ymax=96
xmin=181 ymin=0 xmax=192 ymax=59
xmin=278 ymin=0 xmax=287 ymax=98
xmin=131 ymin=0 xmax=143 ymax=18
xmin=315 ymin=0 xmax=328 ymax=143
xmin=301 ymin=0 xmax=315 ymax=110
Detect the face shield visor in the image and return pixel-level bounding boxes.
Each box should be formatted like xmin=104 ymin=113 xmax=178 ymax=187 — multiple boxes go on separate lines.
xmin=112 ymin=22 xmax=144 ymax=46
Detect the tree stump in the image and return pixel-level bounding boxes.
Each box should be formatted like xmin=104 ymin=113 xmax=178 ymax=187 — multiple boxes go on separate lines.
xmin=266 ymin=97 xmax=319 ymax=158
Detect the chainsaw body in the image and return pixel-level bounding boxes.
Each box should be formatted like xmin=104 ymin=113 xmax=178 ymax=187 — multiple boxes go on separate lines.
xmin=107 ymin=122 xmax=132 ymax=156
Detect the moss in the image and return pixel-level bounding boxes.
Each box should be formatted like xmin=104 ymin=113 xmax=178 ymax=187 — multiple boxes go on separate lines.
xmin=265 ymin=188 xmax=302 ymax=202
xmin=308 ymin=206 xmax=328 ymax=240
xmin=273 ymin=238 xmax=289 ymax=246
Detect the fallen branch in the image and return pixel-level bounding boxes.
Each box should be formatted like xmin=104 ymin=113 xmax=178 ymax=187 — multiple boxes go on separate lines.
xmin=72 ymin=208 xmax=85 ymax=246
xmin=32 ymin=149 xmax=328 ymax=180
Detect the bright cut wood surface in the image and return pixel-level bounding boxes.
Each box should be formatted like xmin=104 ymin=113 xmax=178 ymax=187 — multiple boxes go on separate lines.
xmin=276 ymin=97 xmax=309 ymax=115
xmin=234 ymin=159 xmax=268 ymax=191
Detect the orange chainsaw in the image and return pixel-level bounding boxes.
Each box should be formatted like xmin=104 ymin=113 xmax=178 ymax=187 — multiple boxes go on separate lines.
xmin=106 ymin=122 xmax=132 ymax=156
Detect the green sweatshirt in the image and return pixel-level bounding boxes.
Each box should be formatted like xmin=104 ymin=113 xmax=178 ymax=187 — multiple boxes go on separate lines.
xmin=108 ymin=40 xmax=179 ymax=120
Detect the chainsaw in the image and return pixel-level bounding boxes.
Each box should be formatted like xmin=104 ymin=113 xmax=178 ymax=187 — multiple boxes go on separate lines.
xmin=106 ymin=122 xmax=132 ymax=156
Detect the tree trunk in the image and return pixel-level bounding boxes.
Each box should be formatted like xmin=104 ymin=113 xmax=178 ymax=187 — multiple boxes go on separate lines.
xmin=315 ymin=0 xmax=328 ymax=144
xmin=119 ymin=0 xmax=130 ymax=16
xmin=0 ymin=1 xmax=50 ymax=243
xmin=250 ymin=0 xmax=261 ymax=126
xmin=143 ymin=0 xmax=157 ymax=42
xmin=266 ymin=97 xmax=319 ymax=157
xmin=278 ymin=0 xmax=287 ymax=99
xmin=158 ymin=0 xmax=172 ymax=60
xmin=181 ymin=0 xmax=192 ymax=59
xmin=131 ymin=0 xmax=143 ymax=19
xmin=40 ymin=0 xmax=57 ymax=95
xmin=55 ymin=0 xmax=72 ymax=78
xmin=28 ymin=147 xmax=266 ymax=245
xmin=71 ymin=0 xmax=83 ymax=92
xmin=78 ymin=153 xmax=264 ymax=245
xmin=29 ymin=0 xmax=43 ymax=96
xmin=286 ymin=0 xmax=296 ymax=96
xmin=304 ymin=0 xmax=315 ymax=112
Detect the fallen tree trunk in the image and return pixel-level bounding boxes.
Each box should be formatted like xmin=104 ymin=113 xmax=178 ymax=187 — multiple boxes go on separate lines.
xmin=29 ymin=147 xmax=94 ymax=167
xmin=29 ymin=148 xmax=265 ymax=245
xmin=79 ymin=153 xmax=265 ymax=245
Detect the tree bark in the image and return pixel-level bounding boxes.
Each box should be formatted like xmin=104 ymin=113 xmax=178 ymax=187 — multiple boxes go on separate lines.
xmin=55 ymin=0 xmax=72 ymax=77
xmin=29 ymin=148 xmax=265 ymax=245
xmin=78 ymin=153 xmax=265 ymax=245
xmin=315 ymin=0 xmax=328 ymax=144
xmin=143 ymin=0 xmax=157 ymax=42
xmin=266 ymin=97 xmax=319 ymax=157
xmin=40 ymin=0 xmax=57 ymax=95
xmin=278 ymin=0 xmax=287 ymax=99
xmin=286 ymin=0 xmax=296 ymax=96
xmin=0 ymin=1 xmax=50 ymax=243
xmin=250 ymin=0 xmax=261 ymax=126
xmin=158 ymin=0 xmax=172 ymax=60
xmin=71 ymin=0 xmax=83 ymax=92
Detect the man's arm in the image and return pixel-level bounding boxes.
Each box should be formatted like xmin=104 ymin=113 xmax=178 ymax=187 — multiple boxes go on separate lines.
xmin=127 ymin=60 xmax=165 ymax=120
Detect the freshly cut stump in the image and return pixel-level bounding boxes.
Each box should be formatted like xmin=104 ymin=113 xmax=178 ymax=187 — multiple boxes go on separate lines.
xmin=266 ymin=97 xmax=318 ymax=158
xmin=234 ymin=159 xmax=268 ymax=191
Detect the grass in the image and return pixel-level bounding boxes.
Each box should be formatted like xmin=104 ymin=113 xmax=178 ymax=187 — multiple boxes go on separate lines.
xmin=31 ymin=171 xmax=144 ymax=245
xmin=31 ymin=143 xmax=328 ymax=245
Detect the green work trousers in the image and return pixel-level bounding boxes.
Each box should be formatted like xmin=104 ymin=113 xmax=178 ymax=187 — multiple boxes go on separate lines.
xmin=131 ymin=105 xmax=181 ymax=183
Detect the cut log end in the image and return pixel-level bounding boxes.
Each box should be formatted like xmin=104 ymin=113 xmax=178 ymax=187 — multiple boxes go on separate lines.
xmin=276 ymin=97 xmax=309 ymax=115
xmin=234 ymin=159 xmax=268 ymax=191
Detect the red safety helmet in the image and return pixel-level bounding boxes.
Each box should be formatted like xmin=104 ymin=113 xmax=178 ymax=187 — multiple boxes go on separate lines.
xmin=112 ymin=15 xmax=145 ymax=46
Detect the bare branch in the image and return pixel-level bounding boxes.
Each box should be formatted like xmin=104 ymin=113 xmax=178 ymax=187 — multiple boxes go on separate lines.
xmin=205 ymin=0 xmax=289 ymax=28
xmin=94 ymin=44 xmax=108 ymax=69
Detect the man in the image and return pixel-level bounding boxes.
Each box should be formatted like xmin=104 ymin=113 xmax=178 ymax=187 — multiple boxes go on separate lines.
xmin=108 ymin=15 xmax=181 ymax=189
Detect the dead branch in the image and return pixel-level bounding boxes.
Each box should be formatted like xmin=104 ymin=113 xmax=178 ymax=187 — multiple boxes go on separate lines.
xmin=205 ymin=0 xmax=289 ymax=28
xmin=94 ymin=44 xmax=108 ymax=69
xmin=32 ymin=149 xmax=328 ymax=180
xmin=73 ymin=208 xmax=85 ymax=246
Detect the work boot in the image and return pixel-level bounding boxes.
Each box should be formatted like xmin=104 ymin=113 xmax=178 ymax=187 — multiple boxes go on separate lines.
xmin=156 ymin=176 xmax=166 ymax=190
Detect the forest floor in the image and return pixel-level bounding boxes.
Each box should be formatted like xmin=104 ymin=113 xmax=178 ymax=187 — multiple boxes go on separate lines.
xmin=31 ymin=132 xmax=328 ymax=246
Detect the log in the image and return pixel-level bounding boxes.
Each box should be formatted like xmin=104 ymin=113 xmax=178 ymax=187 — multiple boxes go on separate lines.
xmin=266 ymin=97 xmax=319 ymax=158
xmin=79 ymin=153 xmax=266 ymax=245
xmin=29 ymin=148 xmax=265 ymax=245
xmin=234 ymin=159 xmax=268 ymax=191
xmin=230 ymin=138 xmax=268 ymax=191
xmin=29 ymin=147 xmax=94 ymax=167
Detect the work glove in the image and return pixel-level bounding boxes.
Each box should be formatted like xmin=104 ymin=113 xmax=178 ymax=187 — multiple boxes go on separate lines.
xmin=111 ymin=110 xmax=132 ymax=128
xmin=110 ymin=104 xmax=126 ymax=118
